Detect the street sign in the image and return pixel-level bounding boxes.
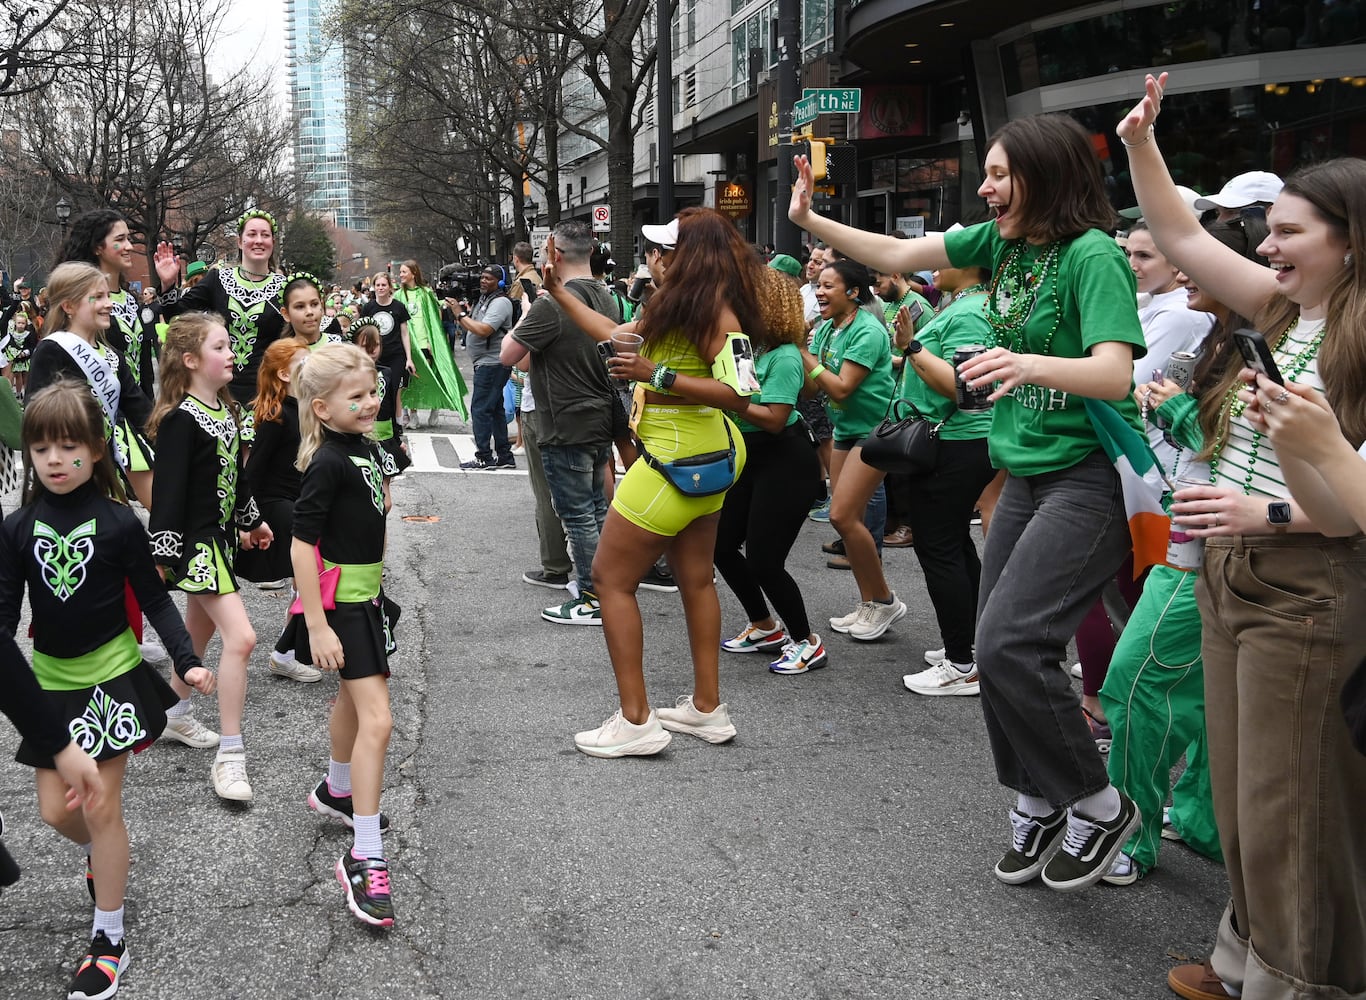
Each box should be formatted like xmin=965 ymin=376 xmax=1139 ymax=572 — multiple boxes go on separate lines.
xmin=895 ymin=216 xmax=926 ymax=238
xmin=793 ymin=94 xmax=819 ymax=127
xmin=591 ymin=204 xmax=611 ymax=232
xmin=530 ymin=227 xmax=552 ymax=263
xmin=804 ymin=87 xmax=862 ymax=114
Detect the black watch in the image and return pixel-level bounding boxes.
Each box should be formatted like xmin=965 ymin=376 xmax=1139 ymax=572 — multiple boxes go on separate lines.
xmin=1267 ymin=501 xmax=1292 ymax=531
xmin=906 ymin=339 xmax=924 ymax=355
xmin=659 ymin=367 xmax=677 ymax=389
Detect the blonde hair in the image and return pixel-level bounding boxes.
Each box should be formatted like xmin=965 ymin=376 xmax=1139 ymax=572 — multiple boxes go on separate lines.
xmin=755 ymin=267 xmax=806 ymax=349
xmin=148 ymin=312 xmax=238 ymax=440
xmin=44 ymin=262 xmax=109 ymax=338
xmin=295 ymin=342 xmax=376 ymax=471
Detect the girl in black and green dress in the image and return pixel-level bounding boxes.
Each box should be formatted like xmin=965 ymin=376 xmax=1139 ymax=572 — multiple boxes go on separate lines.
xmin=149 ymin=313 xmax=272 ymax=805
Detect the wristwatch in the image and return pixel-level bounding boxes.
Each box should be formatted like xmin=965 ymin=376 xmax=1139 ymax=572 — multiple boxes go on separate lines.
xmin=906 ymin=339 xmax=925 ymax=355
xmin=659 ymin=367 xmax=677 ymax=390
xmin=1266 ymin=501 xmax=1292 ymax=531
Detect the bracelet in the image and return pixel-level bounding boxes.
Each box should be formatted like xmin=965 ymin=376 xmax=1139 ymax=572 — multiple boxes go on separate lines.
xmin=649 ymin=364 xmax=667 ymax=390
xmin=807 ymin=364 xmax=825 ymax=381
xmin=1121 ymin=125 xmax=1153 ymax=148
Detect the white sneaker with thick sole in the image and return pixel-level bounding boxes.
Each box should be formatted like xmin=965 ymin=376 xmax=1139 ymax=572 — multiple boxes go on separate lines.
xmin=655 ymin=696 xmax=736 ymax=744
xmin=829 ymin=603 xmax=865 ymax=634
xmin=574 ymin=709 xmax=672 ymax=758
xmin=162 ymin=713 xmax=219 ymax=749
xmin=903 ymin=661 xmax=980 ymax=696
xmin=269 ymin=650 xmax=323 ymax=683
xmin=848 ymin=596 xmax=907 ymax=641
xmin=138 ymin=639 xmax=170 ymax=667
xmin=212 ymin=750 xmax=253 ymax=802
xmin=924 ymin=647 xmax=946 ymax=666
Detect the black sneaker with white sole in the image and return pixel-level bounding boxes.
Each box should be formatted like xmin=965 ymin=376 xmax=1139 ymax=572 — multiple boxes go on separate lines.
xmin=522 ymin=568 xmax=570 ymax=589
xmin=994 ymin=808 xmax=1067 ymax=885
xmin=308 ymin=778 xmax=391 ymax=831
xmin=67 ymin=931 xmax=128 ymax=1000
xmin=1041 ymin=791 xmax=1142 ymax=892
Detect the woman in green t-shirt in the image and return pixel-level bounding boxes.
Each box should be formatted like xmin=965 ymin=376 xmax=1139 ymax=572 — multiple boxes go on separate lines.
xmin=890 ymin=262 xmax=997 ymax=697
xmin=801 ymin=259 xmax=902 ymax=643
xmin=789 ymin=112 xmax=1146 ymax=894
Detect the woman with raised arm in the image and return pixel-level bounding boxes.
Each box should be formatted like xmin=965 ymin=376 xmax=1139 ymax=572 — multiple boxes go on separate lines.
xmin=1119 ymin=73 xmax=1366 ymax=1000
xmin=790 ymin=114 xmax=1148 ymax=894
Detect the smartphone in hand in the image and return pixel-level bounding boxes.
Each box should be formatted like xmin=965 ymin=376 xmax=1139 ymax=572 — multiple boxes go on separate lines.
xmin=1232 ymin=329 xmax=1284 ymax=385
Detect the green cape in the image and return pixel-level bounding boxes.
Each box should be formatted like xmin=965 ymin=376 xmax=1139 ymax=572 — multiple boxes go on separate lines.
xmin=395 ymin=286 xmax=468 ymax=417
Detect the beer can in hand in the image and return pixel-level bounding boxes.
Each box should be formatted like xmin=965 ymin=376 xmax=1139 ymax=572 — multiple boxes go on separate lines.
xmin=953 ymin=345 xmax=993 ymax=411
xmin=1166 ymin=474 xmax=1207 ymax=572
xmin=1166 ymin=350 xmax=1198 ymax=390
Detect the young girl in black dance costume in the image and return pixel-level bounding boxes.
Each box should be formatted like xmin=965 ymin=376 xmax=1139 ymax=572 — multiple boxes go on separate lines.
xmin=352 ymin=320 xmax=412 ymax=473
xmin=0 ymin=381 xmax=213 ymax=1000
xmin=26 ymin=263 xmax=155 ymax=509
xmin=147 ymin=313 xmax=273 ymax=804
xmin=240 ymin=337 xmax=320 ymax=682
xmin=280 ymin=273 xmax=346 ymax=352
xmin=153 ymin=210 xmax=286 ymax=412
xmin=289 ymin=343 xmax=400 ymax=928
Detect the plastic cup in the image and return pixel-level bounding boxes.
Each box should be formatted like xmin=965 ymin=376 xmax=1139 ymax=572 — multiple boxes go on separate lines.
xmin=611 ymin=331 xmax=644 ymax=356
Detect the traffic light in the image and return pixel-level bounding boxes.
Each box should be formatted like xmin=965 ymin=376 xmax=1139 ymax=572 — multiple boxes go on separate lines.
xmin=795 ymin=137 xmax=828 ymax=181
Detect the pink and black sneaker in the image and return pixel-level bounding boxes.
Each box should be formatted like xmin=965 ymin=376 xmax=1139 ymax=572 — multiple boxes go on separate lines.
xmin=336 ymin=852 xmax=395 ymax=927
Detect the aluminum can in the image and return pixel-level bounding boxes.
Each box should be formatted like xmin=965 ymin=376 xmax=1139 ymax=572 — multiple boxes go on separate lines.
xmin=1166 ymin=475 xmax=1207 ymax=571
xmin=953 ymin=344 xmax=993 ymax=411
xmin=1166 ymin=350 xmax=1198 ymax=389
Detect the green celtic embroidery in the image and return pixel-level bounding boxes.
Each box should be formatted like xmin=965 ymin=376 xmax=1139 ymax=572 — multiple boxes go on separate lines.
xmin=32 ymin=518 xmax=97 ymax=601
xmin=68 ymin=686 xmax=145 ymax=757
xmin=227 ymin=299 xmax=268 ymax=368
xmin=350 ymin=455 xmax=385 ymax=514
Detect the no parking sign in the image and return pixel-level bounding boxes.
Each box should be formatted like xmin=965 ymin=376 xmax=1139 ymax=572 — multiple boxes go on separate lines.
xmin=592 ymin=204 xmax=611 ymax=232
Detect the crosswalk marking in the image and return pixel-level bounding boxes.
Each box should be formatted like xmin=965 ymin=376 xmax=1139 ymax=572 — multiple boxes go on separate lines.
xmin=403 ymin=433 xmax=528 ymax=475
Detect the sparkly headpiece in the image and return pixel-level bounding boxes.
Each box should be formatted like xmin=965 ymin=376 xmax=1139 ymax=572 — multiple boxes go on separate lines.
xmin=280 ymin=271 xmax=323 ymax=301
xmin=349 ymin=316 xmax=381 ymax=340
xmin=236 ymin=208 xmax=280 ymax=235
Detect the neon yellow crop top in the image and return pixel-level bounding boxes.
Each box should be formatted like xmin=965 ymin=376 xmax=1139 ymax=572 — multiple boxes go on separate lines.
xmin=639 ymin=331 xmax=711 ymax=395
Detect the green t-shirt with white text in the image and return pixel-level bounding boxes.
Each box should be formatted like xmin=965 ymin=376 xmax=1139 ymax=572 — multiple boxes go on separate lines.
xmin=943 ymin=221 xmax=1146 ymax=476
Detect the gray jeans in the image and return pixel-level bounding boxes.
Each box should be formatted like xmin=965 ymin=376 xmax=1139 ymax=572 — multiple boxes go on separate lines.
xmin=975 ymin=452 xmax=1131 ymax=808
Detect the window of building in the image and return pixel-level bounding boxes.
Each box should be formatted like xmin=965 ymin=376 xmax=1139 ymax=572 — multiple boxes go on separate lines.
xmin=731 ymin=3 xmax=777 ymax=103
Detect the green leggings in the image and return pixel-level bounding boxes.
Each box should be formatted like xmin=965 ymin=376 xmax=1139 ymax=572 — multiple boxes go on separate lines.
xmin=1099 ymin=563 xmax=1222 ymax=872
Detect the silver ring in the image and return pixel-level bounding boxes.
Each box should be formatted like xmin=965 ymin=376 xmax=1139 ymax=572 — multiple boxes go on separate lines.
xmin=1275 ymin=390 xmax=1291 ymax=404
xmin=1213 ymin=513 xmax=1221 ymax=527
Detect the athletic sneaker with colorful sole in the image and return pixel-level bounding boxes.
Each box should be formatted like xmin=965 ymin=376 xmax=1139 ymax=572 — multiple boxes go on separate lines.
xmin=769 ymin=636 xmax=829 ymax=674
xmin=337 ymin=852 xmax=395 ymax=927
xmin=67 ymin=931 xmax=128 ymax=1000
xmin=308 ymin=778 xmax=391 ymax=831
xmin=722 ymin=624 xmax=787 ymax=653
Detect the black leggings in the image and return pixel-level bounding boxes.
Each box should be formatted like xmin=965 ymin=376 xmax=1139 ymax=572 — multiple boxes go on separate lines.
xmin=714 ymin=425 xmax=823 ymax=640
xmin=904 ymin=436 xmax=997 ymax=664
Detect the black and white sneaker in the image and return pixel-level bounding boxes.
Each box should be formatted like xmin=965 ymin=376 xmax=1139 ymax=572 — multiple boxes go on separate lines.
xmin=459 ymin=457 xmax=494 ymax=471
xmin=638 ymin=563 xmax=678 ymax=593
xmin=308 ymin=778 xmax=391 ymax=832
xmin=1041 ymin=792 xmax=1141 ymax=892
xmin=994 ymin=808 xmax=1067 ymax=885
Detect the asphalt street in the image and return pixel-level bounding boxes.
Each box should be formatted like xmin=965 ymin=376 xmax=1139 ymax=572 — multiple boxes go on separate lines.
xmin=0 ymin=414 xmax=1229 ymax=1000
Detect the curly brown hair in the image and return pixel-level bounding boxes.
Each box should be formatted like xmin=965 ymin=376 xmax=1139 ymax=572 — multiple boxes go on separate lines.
xmin=754 ymin=268 xmax=805 ymax=349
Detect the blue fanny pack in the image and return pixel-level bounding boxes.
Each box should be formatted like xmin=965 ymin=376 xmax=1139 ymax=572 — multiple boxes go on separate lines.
xmin=635 ymin=420 xmax=737 ymax=497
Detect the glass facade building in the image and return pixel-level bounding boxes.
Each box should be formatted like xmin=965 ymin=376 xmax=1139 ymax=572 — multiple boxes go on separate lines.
xmin=286 ymin=0 xmax=369 ymax=230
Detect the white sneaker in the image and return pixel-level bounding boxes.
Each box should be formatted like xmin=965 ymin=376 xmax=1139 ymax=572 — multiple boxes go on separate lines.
xmin=903 ymin=661 xmax=980 ymax=696
xmin=655 ymin=695 xmax=736 ymax=744
xmin=269 ymin=650 xmax=322 ymax=683
xmin=848 ymin=596 xmax=906 ymax=641
xmin=138 ymin=639 xmax=170 ymax=667
xmin=212 ymin=750 xmax=253 ymax=801
xmin=829 ymin=604 xmax=865 ymax=634
xmin=574 ymin=709 xmax=672 ymax=758
xmin=1069 ymin=661 xmax=1083 ymax=679
xmin=426 ymin=410 xmax=439 ymax=427
xmin=162 ymin=713 xmax=219 ymax=749
xmin=257 ymin=578 xmax=292 ymax=591
xmin=924 ymin=647 xmax=946 ymax=666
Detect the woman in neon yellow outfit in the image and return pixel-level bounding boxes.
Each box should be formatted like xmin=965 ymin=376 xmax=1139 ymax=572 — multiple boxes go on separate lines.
xmin=544 ymin=208 xmax=762 ymax=758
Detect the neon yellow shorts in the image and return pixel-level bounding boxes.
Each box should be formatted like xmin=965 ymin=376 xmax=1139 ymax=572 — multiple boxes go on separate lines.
xmin=611 ymin=406 xmax=746 ymax=537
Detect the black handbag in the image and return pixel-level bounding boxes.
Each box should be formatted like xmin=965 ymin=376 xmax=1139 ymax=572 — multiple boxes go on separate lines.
xmin=858 ymin=398 xmax=943 ymax=475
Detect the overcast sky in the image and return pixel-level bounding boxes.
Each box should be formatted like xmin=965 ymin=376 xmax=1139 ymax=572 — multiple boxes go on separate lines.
xmin=211 ymin=0 xmax=286 ymax=103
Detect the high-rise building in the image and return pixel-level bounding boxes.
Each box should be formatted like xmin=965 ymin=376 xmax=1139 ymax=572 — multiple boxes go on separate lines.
xmin=285 ymin=0 xmax=369 ymax=230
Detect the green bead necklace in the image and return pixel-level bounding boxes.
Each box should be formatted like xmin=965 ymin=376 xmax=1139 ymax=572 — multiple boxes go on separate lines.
xmin=985 ymin=241 xmax=1062 ymax=354
xmin=1208 ymin=318 xmax=1327 ymax=493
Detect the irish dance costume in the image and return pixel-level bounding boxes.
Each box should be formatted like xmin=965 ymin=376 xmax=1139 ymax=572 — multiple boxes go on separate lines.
xmin=372 ymin=365 xmax=411 ymax=473
xmin=149 ymin=395 xmax=262 ymax=594
xmin=281 ymin=429 xmax=399 ymax=678
xmin=0 ymin=480 xmax=203 ymax=768
xmin=107 ymin=288 xmax=157 ymax=401
xmin=237 ymin=396 xmax=301 ymax=583
xmin=160 ymin=267 xmax=286 ymax=406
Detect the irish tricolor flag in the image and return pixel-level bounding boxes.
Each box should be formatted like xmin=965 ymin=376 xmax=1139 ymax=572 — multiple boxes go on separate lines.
xmin=1084 ymin=399 xmax=1170 ymax=577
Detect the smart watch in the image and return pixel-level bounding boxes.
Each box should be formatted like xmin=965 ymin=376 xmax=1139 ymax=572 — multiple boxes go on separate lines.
xmin=659 ymin=367 xmax=677 ymax=390
xmin=1267 ymin=501 xmax=1292 ymax=531
xmin=906 ymin=339 xmax=925 ymax=355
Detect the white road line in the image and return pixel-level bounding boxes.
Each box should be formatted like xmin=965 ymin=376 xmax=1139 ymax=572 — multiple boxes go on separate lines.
xmin=403 ymin=433 xmax=528 ymax=475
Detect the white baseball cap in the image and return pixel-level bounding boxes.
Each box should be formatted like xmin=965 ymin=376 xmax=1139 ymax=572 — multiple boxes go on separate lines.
xmin=641 ymin=218 xmax=678 ymax=249
xmin=1194 ymin=171 xmax=1284 ymax=211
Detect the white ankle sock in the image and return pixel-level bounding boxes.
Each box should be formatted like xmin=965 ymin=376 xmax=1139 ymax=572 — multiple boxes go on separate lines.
xmin=1016 ymin=793 xmax=1053 ymax=817
xmin=949 ymin=660 xmax=975 ymax=674
xmin=328 ymin=759 xmax=352 ymax=796
xmin=218 ymin=734 xmax=244 ymax=754
xmin=1074 ymin=786 xmax=1121 ymax=822
xmin=352 ymin=814 xmax=383 ymax=859
xmin=166 ymin=699 xmax=191 ymax=719
xmin=93 ymin=906 xmax=124 ymax=945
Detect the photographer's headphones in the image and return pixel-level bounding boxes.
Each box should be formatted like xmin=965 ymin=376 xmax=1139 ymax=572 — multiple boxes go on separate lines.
xmin=487 ymin=264 xmax=508 ymax=290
